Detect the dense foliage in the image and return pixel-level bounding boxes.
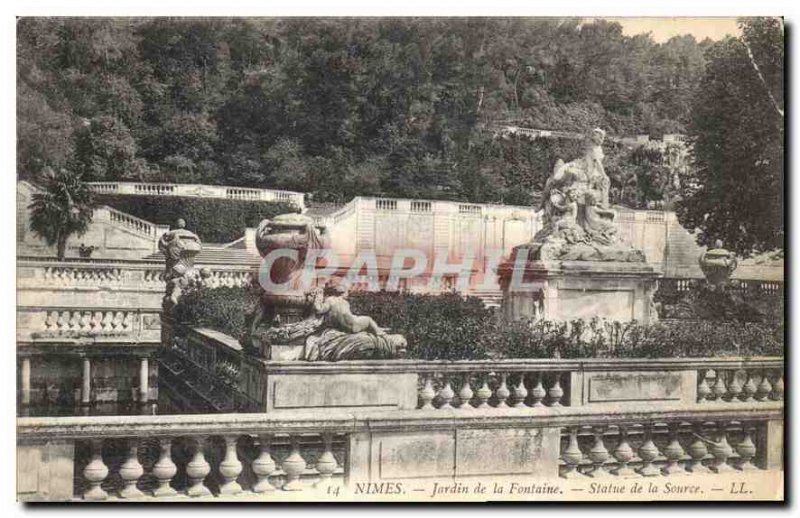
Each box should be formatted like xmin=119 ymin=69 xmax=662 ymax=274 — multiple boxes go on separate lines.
xmin=172 ymin=286 xmax=260 ymax=343
xmin=18 ymin=17 xmax=709 ymax=207
xmin=94 ymin=193 xmax=298 ymax=242
xmin=173 ymin=288 xmax=783 ymax=360
xmin=28 ymin=168 xmax=95 ymax=259
xmin=678 ymin=18 xmax=784 ymax=257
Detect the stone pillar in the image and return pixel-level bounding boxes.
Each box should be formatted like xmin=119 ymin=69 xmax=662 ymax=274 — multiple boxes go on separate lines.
xmin=21 ymin=357 xmax=31 ymax=406
xmin=138 ymin=357 xmax=149 ymax=404
xmin=81 ymin=357 xmax=91 ymax=406
xmin=764 ymin=419 xmax=784 ymax=470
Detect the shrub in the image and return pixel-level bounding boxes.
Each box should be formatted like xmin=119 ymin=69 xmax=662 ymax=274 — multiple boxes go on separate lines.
xmin=173 ymin=288 xmax=784 ymax=360
xmin=95 ymin=193 xmax=299 ymax=243
xmin=348 ymin=291 xmax=497 ymax=360
xmin=655 ymin=279 xmax=783 ymax=324
xmin=172 ymin=286 xmax=259 ymax=343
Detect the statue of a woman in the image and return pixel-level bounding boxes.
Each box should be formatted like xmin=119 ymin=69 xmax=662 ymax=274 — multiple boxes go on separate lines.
xmin=521 ymin=128 xmax=644 ymax=262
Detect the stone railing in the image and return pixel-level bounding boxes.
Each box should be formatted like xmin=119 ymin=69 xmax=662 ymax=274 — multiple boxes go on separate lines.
xmin=86 ymin=182 xmax=305 ymax=210
xmin=97 ymin=206 xmax=168 ymax=239
xmin=18 ymin=258 xmax=255 ymax=291
xmin=254 ymin=357 xmax=784 ymax=412
xmin=657 ymin=277 xmax=784 ymax=299
xmin=160 ymin=325 xmax=784 ymax=415
xmin=16 ymin=260 xmax=257 ymax=342
xmin=17 ymin=306 xmax=162 ymax=343
xmin=17 ymin=401 xmax=783 ymax=501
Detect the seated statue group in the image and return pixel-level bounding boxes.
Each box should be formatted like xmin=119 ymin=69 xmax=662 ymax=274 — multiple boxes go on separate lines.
xmin=520 ymin=128 xmax=645 ymax=263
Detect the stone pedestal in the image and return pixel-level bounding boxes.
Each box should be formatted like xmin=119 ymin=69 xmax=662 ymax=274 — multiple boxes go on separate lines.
xmin=499 ymin=260 xmax=659 ymax=324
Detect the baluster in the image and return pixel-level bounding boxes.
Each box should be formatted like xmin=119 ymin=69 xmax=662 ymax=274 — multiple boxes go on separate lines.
xmin=512 ymin=374 xmax=528 ymax=408
xmin=741 ymin=371 xmax=757 ymax=402
xmin=474 ymin=374 xmax=492 ymax=409
xmin=560 ymin=427 xmax=584 ymax=479
xmin=152 ymin=438 xmax=178 ymax=497
xmin=458 ymin=375 xmax=474 ymax=409
xmin=57 ymin=311 xmax=69 ymax=331
xmin=80 ymin=311 xmax=92 ymax=331
xmin=771 ymin=371 xmax=784 ymax=401
xmin=637 ymin=424 xmax=661 ymax=477
xmin=726 ymin=370 xmax=742 ymax=402
xmin=529 ymin=373 xmax=546 ymax=407
xmin=99 ymin=311 xmax=112 ymax=332
xmin=697 ymin=371 xmax=711 ymax=403
xmin=44 ymin=311 xmax=57 ymax=330
xmin=282 ymin=435 xmax=307 ymax=491
xmin=121 ymin=312 xmax=132 ymax=330
xmin=437 ymin=379 xmax=455 ymax=409
xmin=548 ymin=372 xmax=564 ymax=407
xmin=83 ymin=439 xmax=109 ymax=501
xmin=314 ymin=433 xmax=338 ymax=487
xmin=587 ymin=426 xmax=610 ymax=477
xmin=686 ymin=423 xmax=711 ymax=473
xmin=736 ymin=424 xmax=758 ymax=471
xmin=252 ymin=434 xmax=277 ymax=493
xmin=112 ymin=312 xmax=124 ymax=330
xmin=709 ymin=422 xmax=735 ymax=473
xmin=662 ymin=423 xmax=687 ymax=475
xmin=495 ymin=373 xmax=510 ymax=408
xmin=419 ymin=375 xmax=436 ymax=410
xmin=185 ymin=437 xmax=211 ymax=497
xmin=68 ymin=311 xmax=80 ymax=330
xmin=219 ymin=436 xmax=243 ymax=495
xmin=119 ymin=440 xmax=144 ymax=498
xmin=711 ymin=370 xmax=728 ymax=401
xmin=90 ymin=311 xmax=103 ymax=335
xmin=611 ymin=426 xmax=636 ymax=477
xmin=756 ymin=371 xmax=772 ymax=402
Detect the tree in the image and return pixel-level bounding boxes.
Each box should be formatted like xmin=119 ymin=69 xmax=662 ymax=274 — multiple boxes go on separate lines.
xmin=677 ymin=18 xmax=783 ymax=257
xmin=28 ymin=169 xmax=95 ymax=260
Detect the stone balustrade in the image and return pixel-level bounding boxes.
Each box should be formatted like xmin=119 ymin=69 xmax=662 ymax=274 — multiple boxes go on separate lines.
xmin=697 ymin=367 xmax=784 ymax=404
xmin=17 ymin=402 xmax=783 ymax=501
xmin=18 ymin=258 xmax=254 ymax=292
xmin=559 ymin=415 xmax=773 ymax=478
xmin=17 ymin=259 xmax=256 ymax=341
xmin=86 ymin=181 xmax=305 ymax=210
xmin=210 ymin=355 xmax=783 ymax=413
xmin=18 ymin=306 xmax=162 ymax=343
xmin=417 ymin=370 xmax=567 ymax=409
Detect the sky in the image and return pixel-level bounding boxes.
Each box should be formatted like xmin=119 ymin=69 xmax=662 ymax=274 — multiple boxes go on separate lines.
xmin=599 ymin=17 xmax=742 ymax=43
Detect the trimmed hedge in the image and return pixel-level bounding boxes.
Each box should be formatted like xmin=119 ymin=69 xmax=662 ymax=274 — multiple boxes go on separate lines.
xmin=173 ymin=288 xmax=784 ymax=360
xmin=96 ymin=193 xmax=299 ymax=243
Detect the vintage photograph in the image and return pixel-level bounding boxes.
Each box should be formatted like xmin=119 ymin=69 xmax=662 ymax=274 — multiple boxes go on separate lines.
xmin=15 ymin=16 xmax=784 ymax=502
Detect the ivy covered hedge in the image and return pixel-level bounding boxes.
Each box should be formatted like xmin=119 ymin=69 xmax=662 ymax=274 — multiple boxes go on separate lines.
xmin=96 ymin=194 xmax=299 ymax=243
xmin=173 ymin=288 xmax=783 ymax=360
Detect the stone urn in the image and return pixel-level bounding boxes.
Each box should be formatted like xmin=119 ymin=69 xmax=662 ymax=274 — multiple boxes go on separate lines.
xmin=699 ymin=240 xmax=738 ymax=287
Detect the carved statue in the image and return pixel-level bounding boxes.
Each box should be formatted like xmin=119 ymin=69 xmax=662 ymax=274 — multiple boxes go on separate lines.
xmin=302 ymin=286 xmax=407 ymax=361
xmin=518 ymin=128 xmax=645 ymax=262
xmin=244 ymin=213 xmax=329 ymax=350
xmin=159 ymin=218 xmax=202 ymax=311
xmin=245 ymin=213 xmax=407 ymax=361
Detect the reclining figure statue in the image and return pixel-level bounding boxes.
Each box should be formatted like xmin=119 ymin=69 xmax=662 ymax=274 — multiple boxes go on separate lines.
xmin=244 ymin=213 xmax=407 ymax=361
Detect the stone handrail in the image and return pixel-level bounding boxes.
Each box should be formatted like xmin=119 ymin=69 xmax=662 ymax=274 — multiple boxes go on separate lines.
xmin=95 ymin=205 xmax=168 ymax=239
xmin=17 ymin=305 xmax=162 ymax=343
xmin=17 ymin=259 xmax=256 ymax=290
xmin=166 ymin=323 xmax=784 ymax=413
xmin=258 ymin=357 xmax=785 ymax=374
xmin=17 ymin=401 xmax=783 ymax=501
xmin=258 ymin=357 xmax=784 ymax=410
xmin=86 ymin=181 xmax=305 ymax=209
